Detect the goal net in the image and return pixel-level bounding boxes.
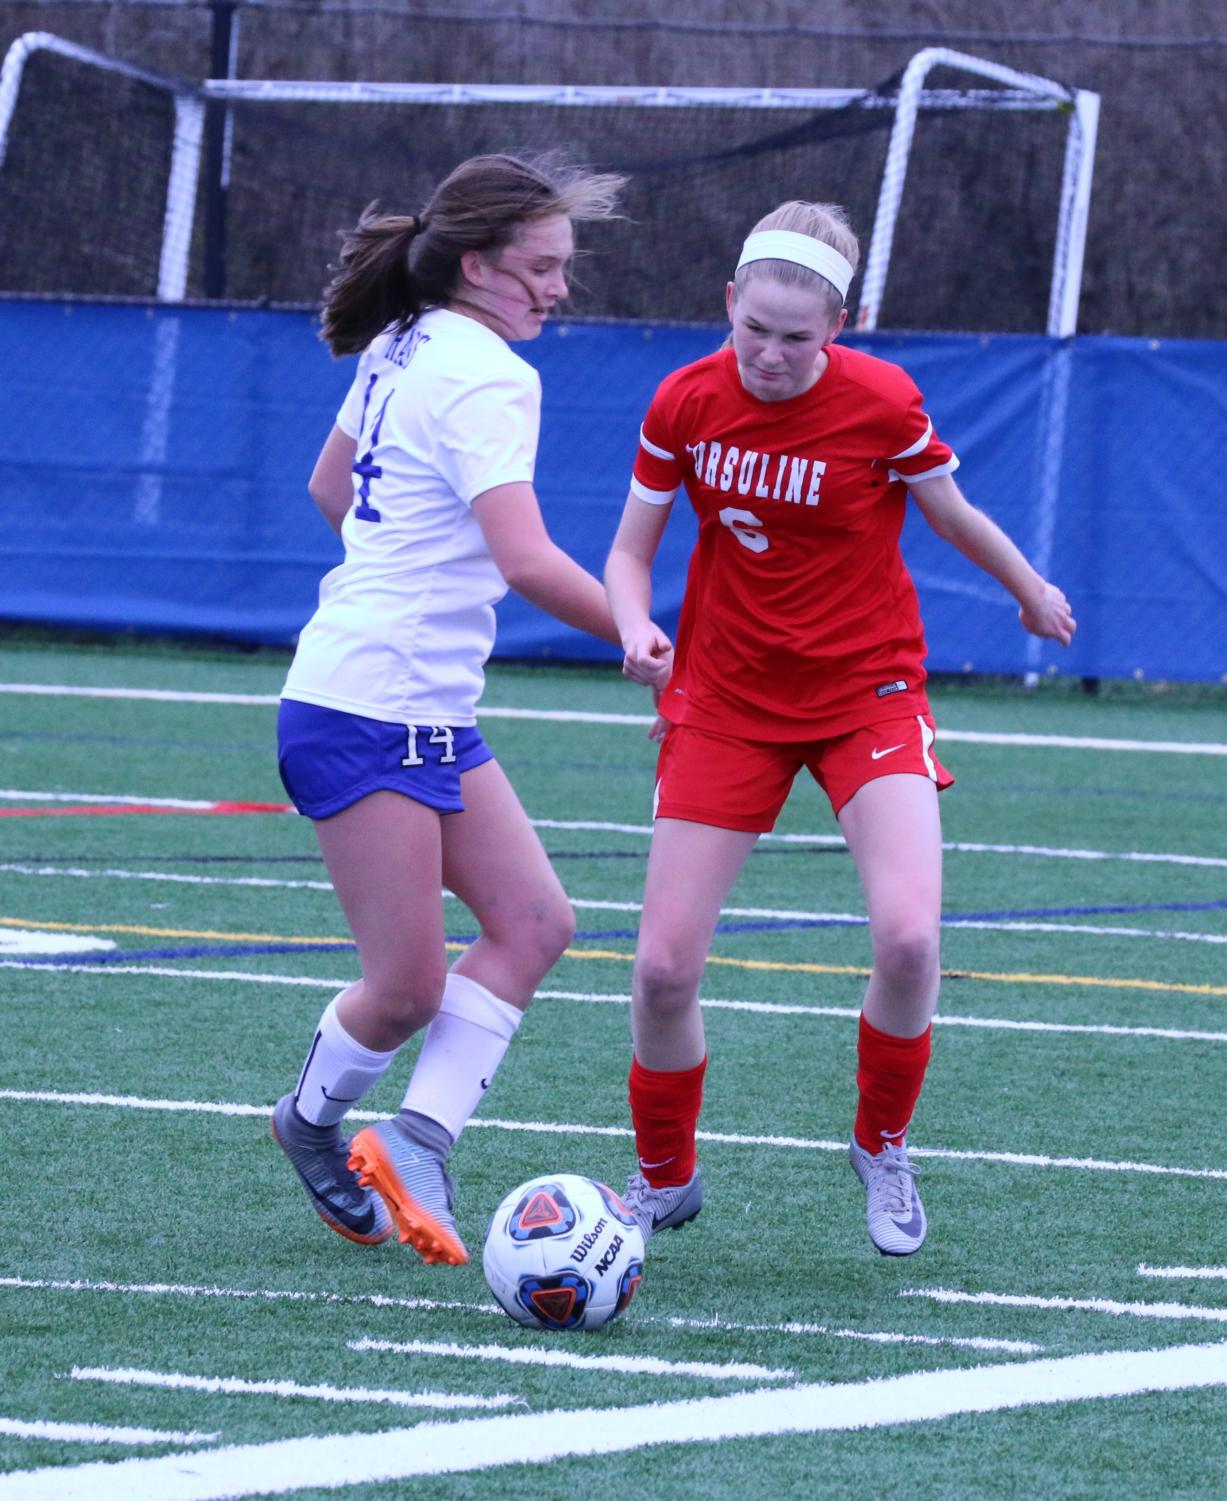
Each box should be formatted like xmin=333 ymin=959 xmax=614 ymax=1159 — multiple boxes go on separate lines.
xmin=0 ymin=35 xmax=1097 ymax=334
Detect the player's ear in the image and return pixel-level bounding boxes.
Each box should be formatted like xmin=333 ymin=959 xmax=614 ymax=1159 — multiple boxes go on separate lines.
xmin=828 ymin=306 xmax=848 ymax=343
xmin=460 ymin=247 xmax=491 ymax=287
xmin=725 ymin=281 xmax=736 ymax=321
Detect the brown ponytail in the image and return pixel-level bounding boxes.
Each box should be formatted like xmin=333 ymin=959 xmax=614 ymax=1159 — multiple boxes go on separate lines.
xmin=319 ymin=152 xmax=625 ymax=357
xmin=319 ymin=210 xmax=425 ymax=357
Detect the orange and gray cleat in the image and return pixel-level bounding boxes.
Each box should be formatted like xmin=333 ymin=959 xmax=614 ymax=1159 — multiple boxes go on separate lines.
xmin=348 ymin=1119 xmax=468 ymax=1265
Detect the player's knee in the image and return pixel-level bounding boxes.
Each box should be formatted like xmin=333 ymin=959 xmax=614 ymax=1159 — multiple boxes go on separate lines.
xmin=363 ymin=970 xmax=447 ymax=1034
xmin=873 ymin=920 xmax=940 ymax=990
xmin=534 ymin=895 xmax=576 ymax=965
xmin=634 ymin=941 xmax=703 ymax=1017
xmin=481 ymin=892 xmax=575 ymax=974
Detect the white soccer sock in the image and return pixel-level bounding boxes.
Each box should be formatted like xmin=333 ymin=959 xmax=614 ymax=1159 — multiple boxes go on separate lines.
xmin=401 ymin=972 xmax=523 ymax=1143
xmin=294 ymin=995 xmax=400 ymax=1127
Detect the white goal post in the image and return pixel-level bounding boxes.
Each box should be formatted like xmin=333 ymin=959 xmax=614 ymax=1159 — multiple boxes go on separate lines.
xmin=855 ymin=47 xmax=1100 ymax=338
xmin=0 ymin=31 xmax=1099 ymax=333
xmin=0 ymin=31 xmax=205 ymax=301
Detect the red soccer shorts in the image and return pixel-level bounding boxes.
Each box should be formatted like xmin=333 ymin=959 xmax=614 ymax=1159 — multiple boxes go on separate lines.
xmin=653 ymin=712 xmax=954 ymax=832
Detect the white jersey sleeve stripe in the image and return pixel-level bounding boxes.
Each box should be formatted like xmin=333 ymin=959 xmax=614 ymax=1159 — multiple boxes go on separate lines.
xmin=630 ymin=476 xmax=677 ymax=506
xmin=639 ymin=426 xmax=675 ymax=462
xmin=886 ymin=417 xmax=933 ymax=462
xmin=889 ymin=454 xmax=961 ymax=485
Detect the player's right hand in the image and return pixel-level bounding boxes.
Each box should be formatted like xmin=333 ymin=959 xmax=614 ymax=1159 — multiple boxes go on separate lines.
xmin=1019 ymin=582 xmax=1076 ymax=646
xmin=621 ymin=622 xmax=673 ymax=689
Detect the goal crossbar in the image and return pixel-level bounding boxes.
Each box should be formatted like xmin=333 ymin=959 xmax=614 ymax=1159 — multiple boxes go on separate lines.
xmin=0 ymin=32 xmax=1098 ymax=330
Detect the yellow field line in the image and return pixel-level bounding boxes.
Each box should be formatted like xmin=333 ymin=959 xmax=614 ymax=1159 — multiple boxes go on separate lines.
xmin=0 ymin=915 xmax=348 ymax=947
xmin=6 ymin=916 xmax=1225 ymax=998
xmin=560 ymin=945 xmax=1227 ymax=997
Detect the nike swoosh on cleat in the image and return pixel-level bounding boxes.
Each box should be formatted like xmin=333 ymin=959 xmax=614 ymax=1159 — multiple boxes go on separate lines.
xmin=892 ymin=1201 xmax=925 ymax=1237
xmin=870 ymin=744 xmax=906 ymax=760
xmin=304 ymin=1180 xmax=373 ymax=1232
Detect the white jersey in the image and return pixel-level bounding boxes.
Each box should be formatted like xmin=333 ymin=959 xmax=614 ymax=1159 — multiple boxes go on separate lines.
xmin=282 ymin=308 xmax=541 ymax=725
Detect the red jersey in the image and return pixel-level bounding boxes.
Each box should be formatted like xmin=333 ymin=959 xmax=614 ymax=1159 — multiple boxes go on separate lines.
xmin=631 ymin=343 xmax=959 ymax=741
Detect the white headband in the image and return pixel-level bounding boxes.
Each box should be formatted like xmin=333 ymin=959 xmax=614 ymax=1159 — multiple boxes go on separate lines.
xmin=735 ymin=230 xmax=855 ymax=301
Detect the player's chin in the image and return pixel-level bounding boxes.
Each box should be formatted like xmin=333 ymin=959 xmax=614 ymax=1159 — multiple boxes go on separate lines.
xmin=745 ymin=371 xmax=796 ymax=402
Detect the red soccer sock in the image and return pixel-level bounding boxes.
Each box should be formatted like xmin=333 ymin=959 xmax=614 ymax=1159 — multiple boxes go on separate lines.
xmin=853 ymin=1014 xmax=932 ymax=1154
xmin=628 ymin=1054 xmax=707 ymax=1187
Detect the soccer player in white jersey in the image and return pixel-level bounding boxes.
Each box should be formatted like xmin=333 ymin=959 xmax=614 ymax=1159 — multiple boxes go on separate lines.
xmin=272 ymin=153 xmax=670 ymax=1265
xmin=605 ymin=200 xmax=1076 ymax=1256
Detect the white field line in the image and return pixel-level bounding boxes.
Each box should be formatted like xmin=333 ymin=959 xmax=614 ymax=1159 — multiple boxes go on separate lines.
xmin=348 ymin=1337 xmax=792 ymax=1382
xmin=0 ymin=684 xmax=286 ymax=707
xmin=487 ymin=710 xmax=1227 ymax=755
xmin=0 ymin=1416 xmax=217 ymax=1446
xmin=2 ymin=1088 xmax=1224 ymax=1181
xmin=1 ymin=1275 xmax=494 ymax=1315
xmin=0 ymin=962 xmax=331 ymax=985
xmin=535 ymin=818 xmax=1227 ymax=868
xmin=0 ymin=1277 xmax=1036 ymax=1356
xmin=2 ymin=682 xmax=1225 ymax=756
xmin=2 ymin=793 xmax=1224 ymax=869
xmin=0 ymin=863 xmax=334 ymax=891
xmin=4 ymin=861 xmax=1225 ymax=945
xmin=3 ymin=963 xmax=1226 ymax=1048
xmin=901 ymin=1287 xmax=1227 ymax=1324
xmin=0 ymin=789 xmax=221 ymax=808
xmin=0 ymin=925 xmax=116 ymax=956
xmin=67 ymin=1366 xmax=519 ymax=1411
xmin=946 ymin=920 xmax=1227 ymax=946
xmin=1137 ymin=1265 xmax=1227 ymax=1281
xmin=5 ymin=1342 xmax=1227 ymax=1499
xmin=540 ymin=990 xmax=1227 ymax=1046
xmin=665 ymin=1315 xmax=1041 ymax=1355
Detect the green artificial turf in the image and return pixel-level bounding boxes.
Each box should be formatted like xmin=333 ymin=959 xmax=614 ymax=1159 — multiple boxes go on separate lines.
xmin=0 ymin=638 xmax=1224 ymax=1498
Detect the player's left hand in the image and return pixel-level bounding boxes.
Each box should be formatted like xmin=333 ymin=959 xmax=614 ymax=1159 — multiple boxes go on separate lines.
xmin=646 ymin=679 xmax=672 ymax=743
xmin=1019 ymin=582 xmax=1076 ymax=646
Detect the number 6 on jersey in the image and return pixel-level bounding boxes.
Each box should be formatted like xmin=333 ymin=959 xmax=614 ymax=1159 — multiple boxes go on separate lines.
xmin=719 ymin=506 xmax=769 ymax=553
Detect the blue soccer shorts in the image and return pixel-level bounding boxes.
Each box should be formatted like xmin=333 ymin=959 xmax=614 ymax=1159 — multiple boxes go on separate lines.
xmin=277 ymin=699 xmax=494 ymax=820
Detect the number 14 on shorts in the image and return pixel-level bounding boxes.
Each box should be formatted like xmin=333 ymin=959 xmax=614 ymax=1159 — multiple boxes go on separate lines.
xmin=401 ymin=726 xmax=458 ymax=767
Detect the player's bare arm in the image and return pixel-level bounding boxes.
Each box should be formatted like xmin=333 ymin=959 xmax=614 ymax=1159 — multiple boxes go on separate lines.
xmin=473 ymin=480 xmax=622 ymax=646
xmin=909 ymin=472 xmax=1076 ymax=645
xmin=308 ymin=424 xmax=358 ymax=535
xmin=605 ymin=492 xmax=674 ymax=687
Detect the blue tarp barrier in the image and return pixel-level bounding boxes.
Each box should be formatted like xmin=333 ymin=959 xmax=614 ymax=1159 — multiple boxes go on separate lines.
xmin=1 ymin=301 xmax=1223 ymax=682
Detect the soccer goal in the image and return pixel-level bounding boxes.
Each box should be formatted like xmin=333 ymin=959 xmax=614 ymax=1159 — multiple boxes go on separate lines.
xmin=0 ymin=32 xmax=1098 ymax=334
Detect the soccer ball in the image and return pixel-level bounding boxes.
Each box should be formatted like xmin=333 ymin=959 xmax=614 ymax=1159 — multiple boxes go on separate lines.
xmin=483 ymin=1173 xmax=646 ymax=1332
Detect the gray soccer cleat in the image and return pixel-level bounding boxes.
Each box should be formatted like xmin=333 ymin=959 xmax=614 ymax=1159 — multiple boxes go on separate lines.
xmin=623 ymin=1169 xmax=703 ymax=1240
xmin=271 ymin=1094 xmax=393 ymax=1246
xmin=849 ymin=1136 xmax=927 ymax=1256
xmin=347 ymin=1118 xmax=468 ymax=1265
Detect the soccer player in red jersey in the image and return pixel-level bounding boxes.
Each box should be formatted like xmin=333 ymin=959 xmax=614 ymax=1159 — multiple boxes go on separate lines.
xmin=604 ymin=200 xmax=1076 ymax=1256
